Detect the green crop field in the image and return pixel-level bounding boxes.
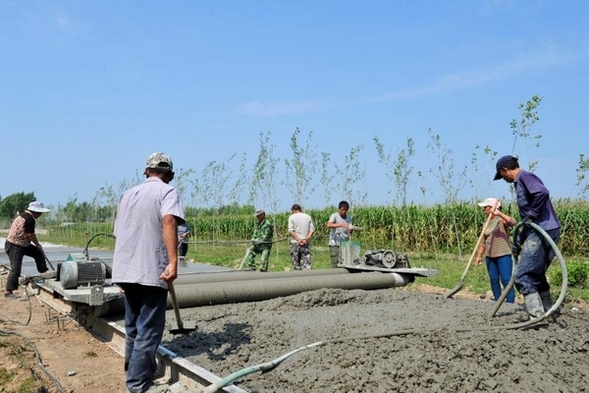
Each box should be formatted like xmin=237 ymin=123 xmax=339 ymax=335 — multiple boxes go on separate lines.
xmin=36 ymin=200 xmax=589 ymax=304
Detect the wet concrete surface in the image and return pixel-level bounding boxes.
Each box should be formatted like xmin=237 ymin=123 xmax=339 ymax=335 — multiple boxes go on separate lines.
xmin=163 ymin=287 xmax=589 ymax=393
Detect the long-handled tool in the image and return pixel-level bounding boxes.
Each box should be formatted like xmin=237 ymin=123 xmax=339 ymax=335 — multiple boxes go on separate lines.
xmin=238 ymin=246 xmax=253 ymax=270
xmin=167 ymin=281 xmax=197 ymax=335
xmin=445 ymin=200 xmax=498 ymax=298
xmin=42 ymin=251 xmax=56 ymax=271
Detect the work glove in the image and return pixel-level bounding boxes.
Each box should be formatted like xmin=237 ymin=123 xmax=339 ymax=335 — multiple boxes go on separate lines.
xmin=521 ymin=216 xmax=533 ymax=226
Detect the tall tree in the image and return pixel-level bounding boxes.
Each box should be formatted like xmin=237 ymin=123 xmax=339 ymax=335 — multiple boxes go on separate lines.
xmin=284 ymin=128 xmax=317 ymax=206
xmin=250 ymin=131 xmax=280 ymax=213
xmin=374 ymin=136 xmax=415 ymax=206
xmin=320 ymin=151 xmax=336 ymax=207
xmin=510 ymin=95 xmax=543 ymax=172
xmin=0 ymin=192 xmax=36 ymax=218
xmin=336 ymin=144 xmax=365 ymax=206
xmin=576 ymin=153 xmax=589 ymax=199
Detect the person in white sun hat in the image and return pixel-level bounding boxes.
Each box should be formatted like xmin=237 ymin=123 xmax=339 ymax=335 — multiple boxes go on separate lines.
xmin=475 ymin=197 xmax=516 ymax=303
xmin=4 ymin=201 xmax=50 ymax=298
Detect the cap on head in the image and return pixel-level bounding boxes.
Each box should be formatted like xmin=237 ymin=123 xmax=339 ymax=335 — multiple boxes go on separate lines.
xmin=477 ymin=197 xmax=501 ymax=209
xmin=254 ymin=209 xmax=265 ymax=217
xmin=493 ymin=155 xmax=518 ymax=180
xmin=145 ymin=152 xmax=173 ymax=172
xmin=27 ymin=201 xmax=50 ymax=213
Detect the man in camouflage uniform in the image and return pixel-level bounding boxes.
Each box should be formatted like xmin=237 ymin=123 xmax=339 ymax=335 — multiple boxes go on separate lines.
xmin=246 ymin=210 xmax=273 ymax=272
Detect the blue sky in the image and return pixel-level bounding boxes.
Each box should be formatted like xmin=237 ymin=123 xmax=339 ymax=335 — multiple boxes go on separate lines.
xmin=1 ymin=1 xmax=587 ymax=212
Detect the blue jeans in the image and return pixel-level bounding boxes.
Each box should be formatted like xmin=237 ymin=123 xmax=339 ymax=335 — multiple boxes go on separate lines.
xmin=486 ymin=254 xmax=515 ymax=303
xmin=515 ymin=228 xmax=560 ymax=296
xmin=119 ymin=283 xmax=168 ymax=393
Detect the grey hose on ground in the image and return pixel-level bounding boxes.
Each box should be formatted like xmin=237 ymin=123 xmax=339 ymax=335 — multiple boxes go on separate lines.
xmin=0 ymin=328 xmax=67 ymax=393
xmin=202 ymin=221 xmax=568 ymax=393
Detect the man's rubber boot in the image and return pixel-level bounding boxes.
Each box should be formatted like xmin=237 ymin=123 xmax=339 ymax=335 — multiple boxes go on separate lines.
xmin=524 ymin=292 xmax=545 ymax=320
xmin=539 ymin=291 xmax=560 ymax=321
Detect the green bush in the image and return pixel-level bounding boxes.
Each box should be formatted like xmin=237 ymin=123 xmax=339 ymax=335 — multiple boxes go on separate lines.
xmin=552 ymin=261 xmax=589 ymax=289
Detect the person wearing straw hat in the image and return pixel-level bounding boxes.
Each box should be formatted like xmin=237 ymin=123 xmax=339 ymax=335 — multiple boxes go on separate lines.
xmin=475 ymin=197 xmax=516 ymax=303
xmin=4 ymin=201 xmax=50 ymax=298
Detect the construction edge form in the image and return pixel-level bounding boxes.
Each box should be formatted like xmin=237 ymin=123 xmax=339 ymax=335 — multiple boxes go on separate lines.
xmin=30 ymin=280 xmax=247 ymax=393
xmin=6 ymin=266 xmax=438 ymax=392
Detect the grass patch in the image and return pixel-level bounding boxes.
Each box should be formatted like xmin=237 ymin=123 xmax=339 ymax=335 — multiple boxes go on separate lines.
xmin=0 ymin=366 xmax=14 ymax=385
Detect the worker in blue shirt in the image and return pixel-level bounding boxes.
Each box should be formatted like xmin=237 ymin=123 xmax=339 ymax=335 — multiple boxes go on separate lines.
xmin=494 ymin=155 xmax=561 ymax=319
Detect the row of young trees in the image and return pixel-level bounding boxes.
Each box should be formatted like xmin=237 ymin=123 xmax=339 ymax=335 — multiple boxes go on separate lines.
xmin=1 ymin=95 xmax=588 ymax=224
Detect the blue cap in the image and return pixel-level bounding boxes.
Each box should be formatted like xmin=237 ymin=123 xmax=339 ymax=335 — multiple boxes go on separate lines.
xmin=494 ymin=155 xmax=518 ymax=180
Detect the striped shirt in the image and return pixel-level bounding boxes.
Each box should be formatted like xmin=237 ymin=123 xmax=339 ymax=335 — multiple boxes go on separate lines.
xmin=483 ymin=216 xmax=512 ymax=258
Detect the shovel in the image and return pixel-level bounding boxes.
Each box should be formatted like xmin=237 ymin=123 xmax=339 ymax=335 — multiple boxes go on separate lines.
xmin=445 ymin=199 xmax=498 ymax=298
xmin=42 ymin=251 xmax=56 ymax=271
xmin=238 ymin=246 xmax=253 ymax=270
xmin=167 ymin=281 xmax=197 ymax=335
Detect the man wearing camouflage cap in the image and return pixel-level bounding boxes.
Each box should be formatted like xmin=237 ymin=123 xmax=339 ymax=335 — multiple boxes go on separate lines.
xmin=112 ymin=152 xmax=185 ymax=393
xmin=245 ymin=209 xmax=274 ymax=271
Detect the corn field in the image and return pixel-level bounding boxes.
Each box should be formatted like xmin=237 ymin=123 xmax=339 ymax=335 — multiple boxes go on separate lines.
xmin=37 ymin=200 xmax=589 ymax=257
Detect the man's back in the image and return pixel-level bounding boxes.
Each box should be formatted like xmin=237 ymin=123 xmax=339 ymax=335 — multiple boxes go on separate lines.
xmin=112 ymin=177 xmax=184 ymax=288
xmin=288 ymin=212 xmax=314 ymax=240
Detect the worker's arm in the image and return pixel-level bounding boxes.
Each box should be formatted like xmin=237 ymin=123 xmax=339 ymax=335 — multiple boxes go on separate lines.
xmin=326 ymin=218 xmax=349 ymax=230
xmin=27 ymin=232 xmax=43 ymax=249
xmin=493 ymin=210 xmax=516 ymax=227
xmin=161 ymin=214 xmax=179 ymax=282
xmin=476 ymin=243 xmax=485 ymax=266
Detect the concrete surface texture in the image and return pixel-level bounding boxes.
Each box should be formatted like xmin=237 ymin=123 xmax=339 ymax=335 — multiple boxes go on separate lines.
xmin=163 ymin=287 xmax=589 ymax=393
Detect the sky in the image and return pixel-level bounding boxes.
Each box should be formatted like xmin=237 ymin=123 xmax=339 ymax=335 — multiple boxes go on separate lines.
xmin=1 ymin=0 xmax=588 ymax=213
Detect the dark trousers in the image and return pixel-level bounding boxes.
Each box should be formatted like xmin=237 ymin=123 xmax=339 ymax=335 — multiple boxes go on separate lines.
xmin=329 ymin=245 xmax=341 ymax=268
xmin=4 ymin=241 xmax=48 ymax=292
xmin=118 ymin=283 xmax=168 ymax=393
xmin=179 ymin=243 xmax=188 ymax=257
xmin=515 ymin=228 xmax=560 ymax=296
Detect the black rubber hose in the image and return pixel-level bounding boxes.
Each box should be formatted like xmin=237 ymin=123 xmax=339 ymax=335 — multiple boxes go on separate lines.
xmin=488 ymin=221 xmax=568 ymax=323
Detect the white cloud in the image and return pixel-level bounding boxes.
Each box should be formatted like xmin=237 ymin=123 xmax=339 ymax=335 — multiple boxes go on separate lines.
xmin=374 ymin=46 xmax=578 ymax=102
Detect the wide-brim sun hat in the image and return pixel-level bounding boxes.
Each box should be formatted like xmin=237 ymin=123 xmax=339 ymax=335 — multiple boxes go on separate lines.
xmin=27 ymin=201 xmax=50 ymax=213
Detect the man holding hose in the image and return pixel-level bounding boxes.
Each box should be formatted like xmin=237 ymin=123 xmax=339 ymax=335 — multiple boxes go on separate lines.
xmin=494 ymin=155 xmax=561 ymax=319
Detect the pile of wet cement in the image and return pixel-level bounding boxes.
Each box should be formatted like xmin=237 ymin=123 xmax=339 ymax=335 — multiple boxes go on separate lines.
xmin=162 ymin=288 xmax=589 ymax=392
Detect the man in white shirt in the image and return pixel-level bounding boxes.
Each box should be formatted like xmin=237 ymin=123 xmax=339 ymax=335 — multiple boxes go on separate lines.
xmin=288 ymin=204 xmax=315 ymax=270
